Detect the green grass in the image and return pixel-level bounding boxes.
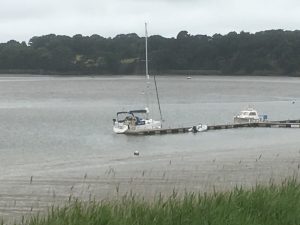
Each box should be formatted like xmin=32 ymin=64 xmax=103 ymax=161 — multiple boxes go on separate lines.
xmin=19 ymin=179 xmax=300 ymax=225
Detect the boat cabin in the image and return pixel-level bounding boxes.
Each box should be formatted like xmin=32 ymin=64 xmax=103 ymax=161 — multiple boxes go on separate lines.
xmin=234 ymin=107 xmax=260 ymax=124
xmin=115 ymin=109 xmax=148 ymax=126
xmin=239 ymin=109 xmax=258 ymax=118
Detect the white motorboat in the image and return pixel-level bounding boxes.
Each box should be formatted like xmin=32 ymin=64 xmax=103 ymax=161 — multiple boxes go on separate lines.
xmin=188 ymin=124 xmax=208 ymax=133
xmin=113 ymin=23 xmax=162 ymax=134
xmin=233 ymin=107 xmax=260 ymax=124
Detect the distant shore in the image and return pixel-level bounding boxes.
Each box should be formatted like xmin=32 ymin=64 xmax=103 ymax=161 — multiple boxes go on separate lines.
xmin=1 ymin=69 xmax=300 ymax=77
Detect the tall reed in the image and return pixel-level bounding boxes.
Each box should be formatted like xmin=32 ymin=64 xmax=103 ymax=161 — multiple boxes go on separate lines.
xmin=20 ymin=179 xmax=300 ymax=225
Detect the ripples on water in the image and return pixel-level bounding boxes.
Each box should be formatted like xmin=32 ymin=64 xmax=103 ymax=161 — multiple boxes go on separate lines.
xmin=1 ymin=75 xmax=300 ymax=221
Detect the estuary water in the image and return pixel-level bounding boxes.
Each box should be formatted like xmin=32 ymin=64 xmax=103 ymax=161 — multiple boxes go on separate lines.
xmin=1 ymin=75 xmax=300 ymax=221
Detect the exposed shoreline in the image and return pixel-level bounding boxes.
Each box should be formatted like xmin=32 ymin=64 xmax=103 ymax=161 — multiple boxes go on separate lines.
xmin=1 ymin=144 xmax=299 ymax=223
xmin=1 ymin=70 xmax=300 ymax=77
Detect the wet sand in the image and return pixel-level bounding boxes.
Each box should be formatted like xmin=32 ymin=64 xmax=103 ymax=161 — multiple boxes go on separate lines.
xmin=1 ymin=142 xmax=300 ymax=223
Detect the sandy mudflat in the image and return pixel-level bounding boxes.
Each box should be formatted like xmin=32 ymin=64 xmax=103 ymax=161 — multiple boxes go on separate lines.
xmin=1 ymin=143 xmax=300 ymax=223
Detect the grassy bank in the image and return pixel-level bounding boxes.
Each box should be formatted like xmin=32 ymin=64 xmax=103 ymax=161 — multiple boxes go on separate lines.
xmin=9 ymin=179 xmax=298 ymax=225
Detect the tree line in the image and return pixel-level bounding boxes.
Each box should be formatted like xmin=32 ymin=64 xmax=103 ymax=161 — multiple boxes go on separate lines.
xmin=1 ymin=29 xmax=300 ymax=75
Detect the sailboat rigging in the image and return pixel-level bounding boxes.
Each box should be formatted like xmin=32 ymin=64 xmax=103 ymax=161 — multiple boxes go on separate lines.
xmin=153 ymin=74 xmax=163 ymax=122
xmin=112 ymin=23 xmax=162 ymax=134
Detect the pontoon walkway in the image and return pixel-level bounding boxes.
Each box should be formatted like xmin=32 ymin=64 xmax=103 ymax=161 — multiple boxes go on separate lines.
xmin=123 ymin=119 xmax=300 ymax=135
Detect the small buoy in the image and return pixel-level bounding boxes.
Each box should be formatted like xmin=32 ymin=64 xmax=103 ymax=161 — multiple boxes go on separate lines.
xmin=292 ymin=101 xmax=295 ymax=104
xmin=134 ymin=151 xmax=139 ymax=156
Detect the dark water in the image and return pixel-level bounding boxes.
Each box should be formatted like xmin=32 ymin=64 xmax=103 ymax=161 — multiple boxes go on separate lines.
xmin=1 ymin=75 xmax=300 ymax=221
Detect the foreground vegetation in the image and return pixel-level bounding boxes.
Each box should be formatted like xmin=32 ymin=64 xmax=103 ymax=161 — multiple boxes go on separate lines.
xmin=11 ymin=179 xmax=300 ymax=225
xmin=1 ymin=29 xmax=300 ymax=75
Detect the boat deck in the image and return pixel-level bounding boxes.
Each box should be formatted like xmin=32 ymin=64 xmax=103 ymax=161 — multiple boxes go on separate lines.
xmin=124 ymin=119 xmax=300 ymax=135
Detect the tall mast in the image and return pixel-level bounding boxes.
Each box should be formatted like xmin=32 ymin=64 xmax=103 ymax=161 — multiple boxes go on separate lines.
xmin=154 ymin=74 xmax=163 ymax=123
xmin=145 ymin=23 xmax=149 ymax=80
xmin=145 ymin=22 xmax=150 ymax=119
xmin=145 ymin=23 xmax=163 ymax=124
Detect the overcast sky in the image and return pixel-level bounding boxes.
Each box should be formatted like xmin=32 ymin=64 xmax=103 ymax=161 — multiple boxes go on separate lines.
xmin=1 ymin=0 xmax=300 ymax=43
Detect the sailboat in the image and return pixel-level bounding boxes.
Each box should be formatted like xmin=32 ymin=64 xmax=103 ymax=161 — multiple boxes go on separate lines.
xmin=113 ymin=23 xmax=162 ymax=134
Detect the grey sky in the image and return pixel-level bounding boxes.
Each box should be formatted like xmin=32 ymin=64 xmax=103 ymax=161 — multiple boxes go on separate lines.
xmin=1 ymin=0 xmax=300 ymax=43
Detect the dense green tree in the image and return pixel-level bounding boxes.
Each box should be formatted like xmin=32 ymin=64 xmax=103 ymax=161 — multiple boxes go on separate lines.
xmin=1 ymin=30 xmax=300 ymax=75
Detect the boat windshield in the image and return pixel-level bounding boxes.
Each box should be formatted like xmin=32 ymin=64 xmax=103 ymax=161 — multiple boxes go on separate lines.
xmin=128 ymin=110 xmax=148 ymax=119
xmin=132 ymin=111 xmax=146 ymax=117
xmin=116 ymin=110 xmax=148 ymax=122
xmin=116 ymin=112 xmax=129 ymax=122
xmin=241 ymin=111 xmax=250 ymax=116
xmin=241 ymin=111 xmax=257 ymax=116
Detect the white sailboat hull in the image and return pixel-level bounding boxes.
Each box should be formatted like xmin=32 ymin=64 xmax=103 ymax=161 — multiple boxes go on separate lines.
xmin=113 ymin=125 xmax=129 ymax=134
xmin=113 ymin=119 xmax=161 ymax=134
